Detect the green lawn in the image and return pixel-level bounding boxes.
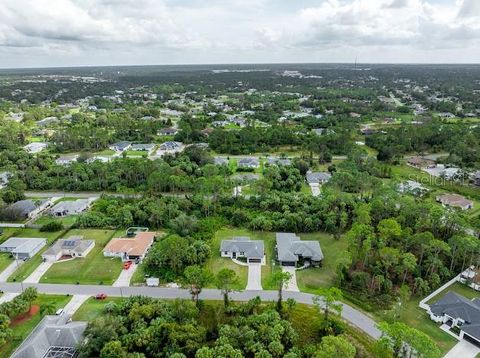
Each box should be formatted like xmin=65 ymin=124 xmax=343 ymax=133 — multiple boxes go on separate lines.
xmin=72 ymin=297 xmax=124 ymax=321
xmin=0 ymin=294 xmax=71 ymax=357
xmin=131 ymin=262 xmax=147 ymax=285
xmin=40 ymin=229 xmax=123 ymax=285
xmin=8 ymin=229 xmax=65 ymax=283
xmin=0 ymin=228 xmax=17 ymax=243
xmin=0 ymin=253 xmax=14 ymax=273
xmin=34 ymin=215 xmax=78 ymax=227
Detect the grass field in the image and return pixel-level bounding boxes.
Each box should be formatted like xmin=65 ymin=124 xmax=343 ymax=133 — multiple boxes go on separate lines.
xmin=0 ymin=253 xmax=14 ymax=273
xmin=33 ymin=215 xmax=78 ymax=227
xmin=72 ymin=296 xmax=123 ymax=321
xmin=0 ymin=294 xmax=71 ymax=357
xmin=8 ymin=229 xmax=65 ymax=283
xmin=40 ymin=229 xmax=122 ymax=285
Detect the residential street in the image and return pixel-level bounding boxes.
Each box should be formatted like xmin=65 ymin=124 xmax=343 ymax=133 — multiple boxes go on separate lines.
xmin=0 ymin=282 xmax=382 ymax=340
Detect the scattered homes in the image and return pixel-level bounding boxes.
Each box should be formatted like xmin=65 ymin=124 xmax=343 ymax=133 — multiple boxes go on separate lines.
xmin=55 ymin=154 xmax=79 ymax=166
xmin=214 ymin=156 xmax=229 ymax=166
xmin=0 ymin=171 xmax=12 ymax=189
xmin=0 ymin=237 xmax=46 ymax=259
xmin=220 ymin=237 xmax=265 ymax=264
xmin=50 ymin=198 xmax=95 ymax=217
xmin=109 ymin=141 xmax=132 ymax=152
xmin=428 ymin=291 xmax=480 ymax=346
xmin=267 ymin=157 xmax=292 ymax=166
xmin=159 ymin=141 xmax=183 ymax=151
xmin=42 ymin=235 xmax=95 ymax=262
xmin=436 ymin=193 xmax=474 ymax=210
xmin=11 ymin=314 xmax=87 ymax=358
xmin=158 ymin=127 xmax=178 ymax=136
xmin=406 ymin=156 xmax=436 ymax=169
xmin=103 ymin=231 xmax=156 ymax=262
xmin=6 ymin=112 xmax=24 ymax=122
xmin=397 ymin=180 xmax=429 ymax=196
xmin=86 ymin=156 xmax=112 ymax=164
xmin=306 ymin=171 xmax=332 ymax=185
xmin=276 ymin=233 xmax=323 ymax=267
xmin=23 ymin=142 xmax=48 ymax=154
xmin=5 ymin=199 xmax=52 ymax=220
xmin=130 ymin=143 xmax=156 ymax=154
xmin=237 ymin=157 xmax=260 ymax=169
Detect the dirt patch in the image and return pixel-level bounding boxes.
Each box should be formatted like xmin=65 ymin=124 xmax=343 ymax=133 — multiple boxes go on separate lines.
xmin=11 ymin=305 xmax=40 ymax=327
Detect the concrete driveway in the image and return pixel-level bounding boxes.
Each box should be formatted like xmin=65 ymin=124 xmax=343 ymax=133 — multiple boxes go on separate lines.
xmin=24 ymin=261 xmax=54 ymax=283
xmin=246 ymin=263 xmax=262 ymax=290
xmin=113 ymin=263 xmax=138 ymax=287
xmin=444 ymin=340 xmax=480 ymax=358
xmin=309 ymin=184 xmax=320 ymax=197
xmin=282 ymin=266 xmax=299 ymax=292
xmin=63 ymin=295 xmax=89 ymax=316
xmin=0 ymin=260 xmax=24 ymax=282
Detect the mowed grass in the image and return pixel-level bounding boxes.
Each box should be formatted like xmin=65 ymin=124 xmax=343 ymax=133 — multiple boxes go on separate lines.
xmin=8 ymin=229 xmax=65 ymax=283
xmin=73 ymin=297 xmax=124 ymax=321
xmin=0 ymin=294 xmax=71 ymax=357
xmin=33 ymin=214 xmax=78 ymax=227
xmin=40 ymin=229 xmax=122 ymax=285
xmin=0 ymin=253 xmax=14 ymax=273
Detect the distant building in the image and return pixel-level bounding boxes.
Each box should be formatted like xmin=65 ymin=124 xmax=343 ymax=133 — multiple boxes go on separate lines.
xmin=37 ymin=116 xmax=59 ymax=127
xmin=42 ymin=235 xmax=95 ymax=262
xmin=0 ymin=237 xmax=46 ymax=259
xmin=306 ymin=172 xmax=331 ymax=185
xmin=159 ymin=141 xmax=183 ymax=151
xmin=472 ymin=171 xmax=480 ymax=187
xmin=276 ymin=233 xmax=323 ymax=267
xmin=436 ymin=193 xmax=473 ymax=210
xmin=214 ymin=157 xmax=229 ymax=166
xmin=130 ymin=143 xmax=155 ymax=153
xmin=220 ymin=237 xmax=265 ymax=264
xmin=23 ymin=142 xmax=48 ymax=154
xmin=267 ymin=157 xmax=291 ymax=166
xmin=397 ymin=180 xmax=429 ymax=196
xmin=158 ymin=127 xmax=178 ymax=136
xmin=0 ymin=171 xmax=12 ymax=189
xmin=55 ymin=154 xmax=79 ymax=166
xmin=11 ymin=314 xmax=87 ymax=358
xmin=5 ymin=199 xmax=50 ymax=220
xmin=406 ymin=156 xmax=436 ymax=169
xmin=109 ymin=141 xmax=131 ymax=152
xmin=50 ymin=199 xmax=94 ymax=217
xmin=237 ymin=157 xmax=260 ymax=169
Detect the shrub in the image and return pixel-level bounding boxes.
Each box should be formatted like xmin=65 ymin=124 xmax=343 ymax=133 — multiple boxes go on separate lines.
xmin=40 ymin=221 xmax=63 ymax=232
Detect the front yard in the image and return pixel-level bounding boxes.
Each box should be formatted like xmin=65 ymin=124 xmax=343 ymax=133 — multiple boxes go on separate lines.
xmin=40 ymin=229 xmax=123 ymax=285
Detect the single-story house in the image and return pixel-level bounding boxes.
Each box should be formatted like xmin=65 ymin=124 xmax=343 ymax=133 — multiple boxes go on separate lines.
xmin=471 ymin=171 xmax=480 ymax=187
xmin=436 ymin=193 xmax=474 ymax=210
xmin=231 ymin=173 xmax=260 ymax=182
xmin=23 ymin=142 xmax=48 ymax=154
xmin=130 ymin=143 xmax=155 ymax=153
xmin=0 ymin=171 xmax=12 ymax=189
xmin=159 ymin=141 xmax=183 ymax=151
xmin=158 ymin=127 xmax=178 ymax=136
xmin=37 ymin=116 xmax=59 ymax=127
xmin=50 ymin=199 xmax=94 ymax=217
xmin=86 ymin=156 xmax=111 ymax=164
xmin=42 ymin=235 xmax=95 ymax=262
xmin=212 ymin=120 xmax=229 ymax=127
xmin=306 ymin=172 xmax=331 ymax=185
xmin=428 ymin=291 xmax=480 ymax=347
xmin=214 ymin=157 xmax=229 ymax=166
xmin=276 ymin=233 xmax=323 ymax=267
xmin=0 ymin=237 xmax=46 ymax=259
xmin=267 ymin=157 xmax=291 ymax=166
xmin=103 ymin=231 xmax=156 ymax=261
xmin=12 ymin=314 xmax=87 ymax=358
xmin=220 ymin=237 xmax=265 ymax=264
xmin=5 ymin=199 xmax=51 ymax=220
xmin=238 ymin=157 xmax=260 ymax=169
xmin=55 ymin=154 xmax=79 ymax=166
xmin=109 ymin=141 xmax=131 ymax=152
xmin=397 ymin=180 xmax=429 ymax=196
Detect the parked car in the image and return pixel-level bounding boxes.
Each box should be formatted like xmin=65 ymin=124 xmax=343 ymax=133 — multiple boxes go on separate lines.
xmin=134 ymin=257 xmax=140 ymax=264
xmin=123 ymin=261 xmax=132 ymax=270
xmin=94 ymin=293 xmax=107 ymax=300
xmin=55 ymin=308 xmax=64 ymax=315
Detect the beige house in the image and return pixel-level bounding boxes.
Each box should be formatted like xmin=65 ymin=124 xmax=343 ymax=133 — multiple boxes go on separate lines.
xmin=42 ymin=236 xmax=95 ymax=262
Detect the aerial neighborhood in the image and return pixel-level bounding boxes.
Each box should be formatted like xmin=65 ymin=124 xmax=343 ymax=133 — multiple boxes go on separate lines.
xmin=0 ymin=63 xmax=478 ymax=358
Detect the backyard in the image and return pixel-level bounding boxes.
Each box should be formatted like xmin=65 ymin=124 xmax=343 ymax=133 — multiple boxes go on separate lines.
xmin=40 ymin=229 xmax=123 ymax=285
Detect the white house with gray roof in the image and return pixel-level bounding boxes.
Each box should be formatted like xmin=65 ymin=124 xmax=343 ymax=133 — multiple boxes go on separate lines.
xmin=12 ymin=314 xmax=87 ymax=358
xmin=0 ymin=237 xmax=46 ymax=260
xmin=238 ymin=157 xmax=260 ymax=169
xmin=42 ymin=235 xmax=95 ymax=262
xmin=50 ymin=198 xmax=95 ymax=217
xmin=220 ymin=237 xmax=265 ymax=264
xmin=429 ymin=291 xmax=480 ymax=346
xmin=276 ymin=233 xmax=323 ymax=267
xmin=306 ymin=171 xmax=331 ymax=185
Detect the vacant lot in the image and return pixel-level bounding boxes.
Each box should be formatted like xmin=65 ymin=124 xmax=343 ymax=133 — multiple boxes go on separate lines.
xmin=73 ymin=296 xmax=123 ymax=321
xmin=40 ymin=229 xmax=122 ymax=285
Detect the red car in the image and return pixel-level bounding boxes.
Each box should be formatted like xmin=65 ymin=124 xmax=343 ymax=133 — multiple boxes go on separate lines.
xmin=123 ymin=261 xmax=133 ymax=270
xmin=94 ymin=293 xmax=107 ymax=300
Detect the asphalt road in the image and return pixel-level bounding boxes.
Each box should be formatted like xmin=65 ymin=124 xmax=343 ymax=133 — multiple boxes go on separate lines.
xmin=0 ymin=282 xmax=381 ymax=339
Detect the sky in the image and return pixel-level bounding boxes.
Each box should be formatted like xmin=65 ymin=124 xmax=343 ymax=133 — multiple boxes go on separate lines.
xmin=0 ymin=0 xmax=479 ymax=68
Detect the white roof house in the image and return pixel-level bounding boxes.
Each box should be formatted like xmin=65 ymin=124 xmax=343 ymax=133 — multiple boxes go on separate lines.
xmin=50 ymin=199 xmax=95 ymax=217
xmin=0 ymin=237 xmax=46 ymax=259
xmin=23 ymin=142 xmax=48 ymax=154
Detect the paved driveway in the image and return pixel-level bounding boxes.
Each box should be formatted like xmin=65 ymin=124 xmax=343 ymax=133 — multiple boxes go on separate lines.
xmin=23 ymin=261 xmax=54 ymax=283
xmin=0 ymin=260 xmax=24 ymax=282
xmin=309 ymin=184 xmax=320 ymax=197
xmin=63 ymin=295 xmax=89 ymax=316
xmin=282 ymin=266 xmax=299 ymax=292
xmin=246 ymin=263 xmax=262 ymax=290
xmin=113 ymin=263 xmax=138 ymax=287
xmin=445 ymin=340 xmax=480 ymax=358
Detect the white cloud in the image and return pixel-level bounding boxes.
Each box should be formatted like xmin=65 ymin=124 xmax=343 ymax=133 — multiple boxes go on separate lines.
xmin=0 ymin=0 xmax=478 ymax=67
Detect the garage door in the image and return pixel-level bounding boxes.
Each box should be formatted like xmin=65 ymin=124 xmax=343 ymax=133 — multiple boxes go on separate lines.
xmin=248 ymin=258 xmax=261 ymax=263
xmin=463 ymin=333 xmax=480 ymax=348
xmin=281 ymin=261 xmax=296 ymax=267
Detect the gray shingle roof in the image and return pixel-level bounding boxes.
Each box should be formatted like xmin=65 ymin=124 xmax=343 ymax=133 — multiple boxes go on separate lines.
xmin=306 ymin=172 xmax=331 ymax=184
xmin=430 ymin=291 xmax=480 ymax=339
xmin=12 ymin=314 xmax=87 ymax=358
xmin=0 ymin=237 xmax=46 ymax=255
xmin=7 ymin=199 xmax=45 ymax=217
xmin=220 ymin=237 xmax=264 ymax=260
xmin=238 ymin=157 xmax=259 ymax=167
xmin=276 ymin=233 xmax=323 ymax=262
